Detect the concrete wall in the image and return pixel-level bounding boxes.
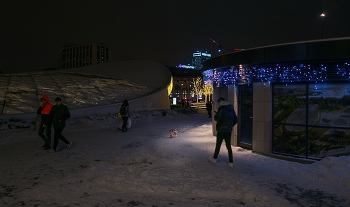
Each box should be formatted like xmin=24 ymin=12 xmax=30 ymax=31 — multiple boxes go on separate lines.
xmin=211 ymin=87 xmax=228 ymax=135
xmin=0 ymin=60 xmax=171 ymax=120
xmin=229 ymin=84 xmax=238 ymax=147
xmin=0 ymin=87 xmax=170 ymax=120
xmin=252 ymin=82 xmax=272 ymax=155
xmin=212 ymin=82 xmax=272 ymax=155
xmin=211 ymin=85 xmax=238 ymax=146
xmin=70 ymin=87 xmax=170 ymax=118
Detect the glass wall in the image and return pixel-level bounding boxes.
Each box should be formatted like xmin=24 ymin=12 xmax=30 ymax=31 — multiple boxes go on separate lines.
xmin=273 ymin=82 xmax=350 ymax=159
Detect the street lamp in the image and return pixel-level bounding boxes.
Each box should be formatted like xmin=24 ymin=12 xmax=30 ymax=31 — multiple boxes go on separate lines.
xmin=320 ymin=13 xmax=325 ymax=38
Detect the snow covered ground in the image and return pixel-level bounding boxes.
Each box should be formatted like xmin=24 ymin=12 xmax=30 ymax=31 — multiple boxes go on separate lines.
xmin=0 ymin=109 xmax=349 ymax=207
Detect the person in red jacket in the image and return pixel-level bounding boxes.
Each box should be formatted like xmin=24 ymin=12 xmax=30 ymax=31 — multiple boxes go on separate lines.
xmin=37 ymin=95 xmax=53 ymax=150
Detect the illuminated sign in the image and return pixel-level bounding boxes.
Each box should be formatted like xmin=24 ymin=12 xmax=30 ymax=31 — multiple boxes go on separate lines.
xmin=178 ymin=64 xmax=195 ymax=69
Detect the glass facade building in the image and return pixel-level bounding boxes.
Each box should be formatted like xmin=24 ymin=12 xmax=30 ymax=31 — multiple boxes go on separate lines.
xmin=58 ymin=43 xmax=110 ymax=69
xmin=192 ymin=51 xmax=212 ymax=70
xmin=202 ymin=37 xmax=350 ymax=160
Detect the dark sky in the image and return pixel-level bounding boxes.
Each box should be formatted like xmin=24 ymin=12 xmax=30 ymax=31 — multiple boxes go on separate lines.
xmin=1 ymin=0 xmax=350 ymax=73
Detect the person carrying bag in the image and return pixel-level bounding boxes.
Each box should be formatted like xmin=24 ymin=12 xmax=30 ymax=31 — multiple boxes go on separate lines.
xmin=118 ymin=100 xmax=131 ymax=132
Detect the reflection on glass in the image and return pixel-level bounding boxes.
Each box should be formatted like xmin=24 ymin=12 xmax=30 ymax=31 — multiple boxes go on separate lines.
xmin=273 ymin=124 xmax=306 ymax=156
xmin=273 ymin=84 xmax=307 ymax=125
xmin=309 ymin=83 xmax=350 ymax=128
xmin=273 ymin=83 xmax=350 ymax=159
xmin=308 ymin=127 xmax=350 ymax=158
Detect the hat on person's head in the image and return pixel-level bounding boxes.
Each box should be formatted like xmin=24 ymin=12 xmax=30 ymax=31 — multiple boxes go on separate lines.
xmin=55 ymin=97 xmax=62 ymax=102
xmin=217 ymin=97 xmax=225 ymax=102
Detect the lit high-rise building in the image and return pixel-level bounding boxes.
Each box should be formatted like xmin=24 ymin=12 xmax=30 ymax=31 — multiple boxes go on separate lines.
xmin=192 ymin=51 xmax=211 ymax=70
xmin=58 ymin=43 xmax=110 ymax=69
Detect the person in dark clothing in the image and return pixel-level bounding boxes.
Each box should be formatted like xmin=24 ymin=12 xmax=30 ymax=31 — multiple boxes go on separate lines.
xmin=37 ymin=95 xmax=53 ymax=150
xmin=209 ymin=97 xmax=237 ymax=168
xmin=206 ymin=100 xmax=212 ymax=118
xmin=119 ymin=99 xmax=131 ymax=132
xmin=49 ymin=97 xmax=72 ymax=153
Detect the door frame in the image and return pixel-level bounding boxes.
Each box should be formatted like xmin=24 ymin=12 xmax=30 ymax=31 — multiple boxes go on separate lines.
xmin=237 ymin=85 xmax=253 ymax=149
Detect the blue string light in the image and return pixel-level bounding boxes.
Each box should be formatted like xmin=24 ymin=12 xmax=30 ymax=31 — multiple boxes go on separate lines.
xmin=205 ymin=61 xmax=350 ymax=87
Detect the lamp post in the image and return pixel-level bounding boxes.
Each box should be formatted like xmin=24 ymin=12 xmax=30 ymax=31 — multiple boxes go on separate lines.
xmin=320 ymin=13 xmax=325 ymax=38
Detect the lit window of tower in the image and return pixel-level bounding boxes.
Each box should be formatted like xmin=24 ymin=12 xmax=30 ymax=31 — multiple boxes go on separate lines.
xmin=192 ymin=51 xmax=212 ymax=70
xmin=58 ymin=43 xmax=110 ymax=69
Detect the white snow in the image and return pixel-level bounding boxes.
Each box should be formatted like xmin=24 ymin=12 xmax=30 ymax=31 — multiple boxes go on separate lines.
xmin=0 ymin=109 xmax=349 ymax=207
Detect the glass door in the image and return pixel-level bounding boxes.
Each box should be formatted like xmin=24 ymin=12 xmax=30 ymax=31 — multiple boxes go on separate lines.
xmin=238 ymin=85 xmax=253 ymax=149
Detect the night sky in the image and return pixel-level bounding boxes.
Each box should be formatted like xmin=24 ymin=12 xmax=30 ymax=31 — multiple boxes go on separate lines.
xmin=1 ymin=0 xmax=350 ymax=73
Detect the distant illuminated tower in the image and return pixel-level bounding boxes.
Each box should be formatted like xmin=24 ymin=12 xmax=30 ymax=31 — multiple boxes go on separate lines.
xmin=192 ymin=51 xmax=212 ymax=70
xmin=58 ymin=43 xmax=110 ymax=69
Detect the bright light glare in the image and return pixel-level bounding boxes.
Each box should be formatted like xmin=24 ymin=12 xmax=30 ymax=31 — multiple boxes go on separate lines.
xmin=320 ymin=13 xmax=325 ymax=17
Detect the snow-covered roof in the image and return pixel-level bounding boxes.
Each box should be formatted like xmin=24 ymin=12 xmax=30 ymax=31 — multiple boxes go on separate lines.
xmin=0 ymin=60 xmax=171 ymax=115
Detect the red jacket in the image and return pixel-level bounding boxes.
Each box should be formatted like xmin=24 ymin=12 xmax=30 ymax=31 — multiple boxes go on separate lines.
xmin=37 ymin=95 xmax=53 ymax=125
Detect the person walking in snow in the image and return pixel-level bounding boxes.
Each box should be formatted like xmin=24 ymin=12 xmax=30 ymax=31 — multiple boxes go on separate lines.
xmin=206 ymin=100 xmax=212 ymax=118
xmin=49 ymin=97 xmax=72 ymax=153
xmin=119 ymin=99 xmax=131 ymax=132
xmin=37 ymin=95 xmax=53 ymax=150
xmin=208 ymin=97 xmax=238 ymax=168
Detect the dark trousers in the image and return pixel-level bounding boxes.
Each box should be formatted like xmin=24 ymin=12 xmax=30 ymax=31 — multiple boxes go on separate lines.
xmin=38 ymin=124 xmax=52 ymax=146
xmin=122 ymin=117 xmax=128 ymax=132
xmin=207 ymin=110 xmax=212 ymax=118
xmin=53 ymin=127 xmax=69 ymax=151
xmin=213 ymin=132 xmax=233 ymax=163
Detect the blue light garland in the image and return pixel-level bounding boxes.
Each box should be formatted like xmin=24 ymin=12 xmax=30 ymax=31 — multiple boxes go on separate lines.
xmin=204 ymin=61 xmax=350 ymax=87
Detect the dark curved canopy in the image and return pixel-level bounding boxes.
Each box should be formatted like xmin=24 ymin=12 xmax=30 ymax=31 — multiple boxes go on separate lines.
xmin=203 ymin=37 xmax=350 ymax=71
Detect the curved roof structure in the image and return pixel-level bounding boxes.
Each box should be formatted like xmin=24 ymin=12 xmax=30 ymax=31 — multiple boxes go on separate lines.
xmin=0 ymin=60 xmax=171 ymax=115
xmin=203 ymin=37 xmax=350 ymax=70
xmin=202 ymin=37 xmax=350 ymax=86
